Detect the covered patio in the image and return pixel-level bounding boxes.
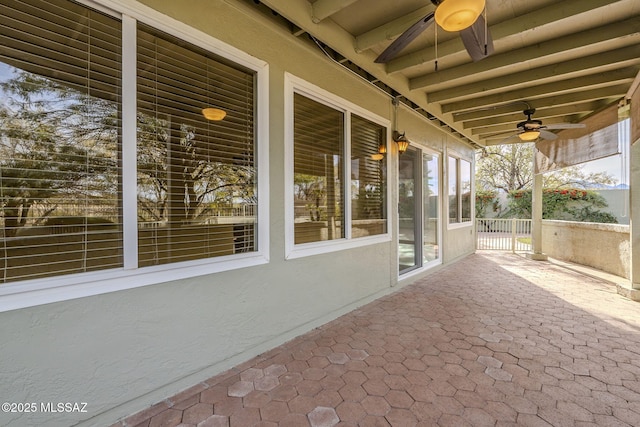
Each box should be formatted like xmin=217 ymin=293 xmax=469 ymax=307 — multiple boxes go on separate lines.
xmin=112 ymin=252 xmax=640 ymax=427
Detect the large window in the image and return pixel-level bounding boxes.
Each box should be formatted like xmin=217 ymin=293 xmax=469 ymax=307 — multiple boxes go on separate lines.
xmin=136 ymin=25 xmax=256 ymax=266
xmin=293 ymin=94 xmax=345 ymax=244
xmin=448 ymin=155 xmax=472 ymax=224
xmin=288 ymin=76 xmax=389 ymax=256
xmin=0 ymin=0 xmax=123 ymax=283
xmin=0 ymin=0 xmax=265 ymax=298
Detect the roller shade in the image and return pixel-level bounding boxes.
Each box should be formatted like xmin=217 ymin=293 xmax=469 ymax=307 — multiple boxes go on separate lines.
xmin=535 ymin=105 xmax=622 ymax=174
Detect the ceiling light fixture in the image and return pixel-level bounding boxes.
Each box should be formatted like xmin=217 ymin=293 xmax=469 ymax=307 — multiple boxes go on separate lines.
xmin=434 ymin=0 xmax=485 ymax=32
xmin=518 ymin=130 xmax=540 ymax=141
xmin=202 ymin=107 xmax=226 ymax=121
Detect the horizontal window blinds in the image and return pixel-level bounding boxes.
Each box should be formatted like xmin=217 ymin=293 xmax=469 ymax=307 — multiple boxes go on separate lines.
xmin=351 ymin=114 xmax=387 ymax=237
xmin=136 ymin=24 xmax=257 ymax=266
xmin=293 ymin=93 xmax=344 ymax=244
xmin=0 ymin=0 xmax=123 ymax=283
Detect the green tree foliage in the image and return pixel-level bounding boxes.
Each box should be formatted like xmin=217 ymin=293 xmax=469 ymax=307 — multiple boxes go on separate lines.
xmin=477 ymin=143 xmax=617 ymax=192
xmin=0 ymin=71 xmax=119 ymax=237
xmin=477 ymin=144 xmax=534 ymax=192
xmin=136 ymin=115 xmax=256 ymax=224
xmin=0 ymin=68 xmax=256 ymax=239
xmin=507 ymin=188 xmax=618 ymax=223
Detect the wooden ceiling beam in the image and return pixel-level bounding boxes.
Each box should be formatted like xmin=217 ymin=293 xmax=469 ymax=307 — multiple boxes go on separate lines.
xmin=386 ymin=0 xmax=623 ymax=74
xmin=354 ymin=5 xmax=434 ymax=53
xmin=311 ymin=0 xmax=359 ymax=23
xmin=429 ymin=66 xmax=639 ymax=104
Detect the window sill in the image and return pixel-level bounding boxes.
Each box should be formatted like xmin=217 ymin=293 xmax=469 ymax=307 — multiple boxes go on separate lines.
xmin=0 ymin=252 xmax=269 ymax=313
xmin=447 ymin=221 xmax=473 ymax=230
xmin=286 ymin=233 xmax=391 ymax=260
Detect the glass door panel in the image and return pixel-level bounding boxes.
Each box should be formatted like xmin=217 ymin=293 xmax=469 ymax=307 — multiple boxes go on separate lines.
xmin=398 ymin=149 xmax=418 ymax=272
xmin=423 ymin=153 xmax=439 ymax=264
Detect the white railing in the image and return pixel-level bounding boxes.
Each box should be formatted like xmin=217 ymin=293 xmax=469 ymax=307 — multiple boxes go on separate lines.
xmin=476 ymin=218 xmax=532 ymax=252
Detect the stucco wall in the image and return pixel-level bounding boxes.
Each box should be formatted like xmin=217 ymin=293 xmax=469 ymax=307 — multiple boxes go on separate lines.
xmin=542 ymin=220 xmax=630 ymax=278
xmin=0 ymin=1 xmax=475 ymax=426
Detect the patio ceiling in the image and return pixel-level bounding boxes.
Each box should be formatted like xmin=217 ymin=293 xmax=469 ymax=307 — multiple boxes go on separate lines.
xmin=249 ymin=0 xmax=640 ymax=147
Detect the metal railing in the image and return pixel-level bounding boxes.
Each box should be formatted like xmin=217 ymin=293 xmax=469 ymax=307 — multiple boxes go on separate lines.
xmin=476 ymin=218 xmax=532 ymax=252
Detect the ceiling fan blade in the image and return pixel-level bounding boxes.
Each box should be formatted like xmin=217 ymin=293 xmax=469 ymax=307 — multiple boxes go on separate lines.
xmin=543 ymin=123 xmax=586 ymax=130
xmin=459 ymin=14 xmax=494 ymax=62
xmin=539 ymin=130 xmax=558 ymax=140
xmin=375 ymin=12 xmax=435 ymax=63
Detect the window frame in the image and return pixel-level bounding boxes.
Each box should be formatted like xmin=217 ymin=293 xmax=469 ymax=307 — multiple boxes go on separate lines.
xmin=284 ymin=73 xmax=391 ymax=259
xmin=447 ymin=152 xmax=473 ymax=229
xmin=0 ymin=0 xmax=269 ymax=312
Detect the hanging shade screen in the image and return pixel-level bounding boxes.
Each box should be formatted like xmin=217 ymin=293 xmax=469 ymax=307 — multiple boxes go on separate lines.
xmin=350 ymin=114 xmax=387 ymax=237
xmin=535 ymin=105 xmax=621 ymax=174
xmin=293 ymin=93 xmax=345 ymax=244
xmin=136 ymin=24 xmax=257 ymax=267
xmin=0 ymin=0 xmax=123 ymax=283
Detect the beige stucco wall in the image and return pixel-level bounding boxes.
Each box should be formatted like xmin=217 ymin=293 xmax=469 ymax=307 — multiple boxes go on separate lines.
xmin=0 ymin=1 xmax=476 ymax=426
xmin=542 ymin=220 xmax=630 ymax=278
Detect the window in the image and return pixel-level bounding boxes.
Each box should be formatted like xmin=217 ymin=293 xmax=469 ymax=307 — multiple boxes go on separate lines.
xmin=351 ymin=115 xmax=387 ymax=238
xmin=448 ymin=157 xmax=458 ymax=223
xmin=0 ymin=0 xmax=266 ymax=303
xmin=0 ymin=0 xmax=123 ymax=283
xmin=293 ymin=94 xmax=345 ymax=244
xmin=136 ymin=25 xmax=257 ymax=266
xmin=448 ymin=155 xmax=472 ymax=224
xmin=287 ymin=75 xmax=389 ymax=256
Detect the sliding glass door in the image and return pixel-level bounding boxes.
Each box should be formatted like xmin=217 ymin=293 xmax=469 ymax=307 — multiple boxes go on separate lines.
xmin=399 ymin=147 xmax=440 ymax=274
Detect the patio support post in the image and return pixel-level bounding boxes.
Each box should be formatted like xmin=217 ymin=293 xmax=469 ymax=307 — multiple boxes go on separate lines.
xmin=527 ymin=170 xmax=548 ymax=261
xmin=630 ymin=136 xmax=640 ymax=290
xmin=620 ymin=76 xmax=640 ymax=296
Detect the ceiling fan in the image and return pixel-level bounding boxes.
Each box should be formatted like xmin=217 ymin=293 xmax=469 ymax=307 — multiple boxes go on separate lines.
xmin=501 ymin=109 xmax=587 ymax=143
xmin=375 ymin=0 xmax=494 ymax=64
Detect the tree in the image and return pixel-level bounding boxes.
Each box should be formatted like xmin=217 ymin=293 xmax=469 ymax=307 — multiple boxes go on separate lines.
xmin=1 ymin=68 xmax=256 ymax=239
xmin=507 ymin=188 xmax=618 ymax=223
xmin=477 ymin=143 xmax=617 ymax=192
xmin=0 ymin=70 xmax=119 ymax=237
xmin=477 ymin=144 xmax=534 ymax=192
xmin=136 ymin=115 xmax=256 ymax=225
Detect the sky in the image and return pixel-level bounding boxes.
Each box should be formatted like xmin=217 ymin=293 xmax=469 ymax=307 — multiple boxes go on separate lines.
xmin=581 ymin=154 xmax=627 ymax=186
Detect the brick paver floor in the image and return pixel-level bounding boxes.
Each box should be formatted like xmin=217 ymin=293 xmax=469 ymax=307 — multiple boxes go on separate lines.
xmin=112 ymin=252 xmax=640 ymax=426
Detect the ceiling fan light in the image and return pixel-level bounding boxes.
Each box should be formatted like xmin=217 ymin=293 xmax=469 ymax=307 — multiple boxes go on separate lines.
xmin=435 ymin=0 xmax=485 ymax=32
xmin=202 ymin=107 xmax=226 ymax=121
xmin=519 ymin=130 xmax=540 ymax=141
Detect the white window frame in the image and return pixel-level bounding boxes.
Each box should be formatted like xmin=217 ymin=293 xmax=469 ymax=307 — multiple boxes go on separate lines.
xmin=447 ymin=151 xmax=474 ymax=230
xmin=0 ymin=0 xmax=270 ymax=312
xmin=284 ymin=73 xmax=391 ymax=259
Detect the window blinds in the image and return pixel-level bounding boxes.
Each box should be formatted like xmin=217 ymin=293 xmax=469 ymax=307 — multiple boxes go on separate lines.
xmin=351 ymin=114 xmax=387 ymax=237
xmin=293 ymin=93 xmax=345 ymax=244
xmin=0 ymin=0 xmax=123 ymax=283
xmin=136 ymin=24 xmax=257 ymax=266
